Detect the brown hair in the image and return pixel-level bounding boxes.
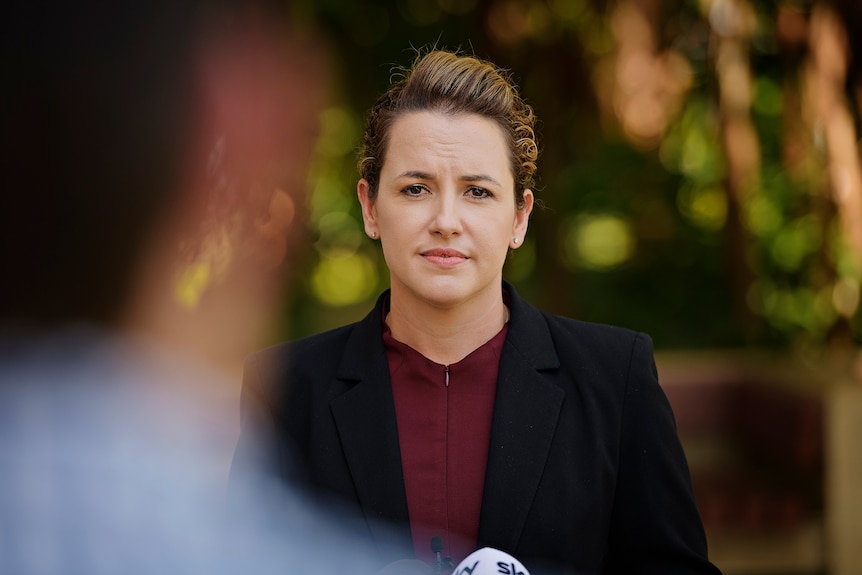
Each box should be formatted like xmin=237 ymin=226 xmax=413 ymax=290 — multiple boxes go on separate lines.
xmin=358 ymin=49 xmax=539 ymax=208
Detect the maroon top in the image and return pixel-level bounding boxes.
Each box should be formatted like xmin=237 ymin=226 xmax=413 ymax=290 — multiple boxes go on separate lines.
xmin=383 ymin=304 xmax=508 ymax=565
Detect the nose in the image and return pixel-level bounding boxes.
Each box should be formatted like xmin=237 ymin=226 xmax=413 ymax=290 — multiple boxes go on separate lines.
xmin=430 ymin=193 xmax=462 ymax=238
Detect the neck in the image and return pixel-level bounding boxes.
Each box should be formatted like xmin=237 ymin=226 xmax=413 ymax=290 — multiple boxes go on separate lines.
xmin=386 ymin=288 xmax=508 ymax=365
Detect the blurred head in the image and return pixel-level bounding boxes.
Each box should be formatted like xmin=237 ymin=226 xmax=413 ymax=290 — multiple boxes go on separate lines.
xmin=358 ymin=50 xmax=539 ymax=209
xmin=125 ymin=6 xmax=329 ymax=370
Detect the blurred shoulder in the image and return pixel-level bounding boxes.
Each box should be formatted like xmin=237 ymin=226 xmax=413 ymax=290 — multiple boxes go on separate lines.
xmin=245 ymin=291 xmax=388 ymax=378
xmin=245 ymin=322 xmax=358 ymax=375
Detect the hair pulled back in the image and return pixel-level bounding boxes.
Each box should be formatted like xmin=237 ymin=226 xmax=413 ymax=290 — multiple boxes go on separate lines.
xmin=358 ymin=50 xmax=538 ymax=208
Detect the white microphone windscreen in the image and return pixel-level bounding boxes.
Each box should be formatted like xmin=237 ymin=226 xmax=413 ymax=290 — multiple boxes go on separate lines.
xmin=452 ymin=547 xmax=530 ymax=575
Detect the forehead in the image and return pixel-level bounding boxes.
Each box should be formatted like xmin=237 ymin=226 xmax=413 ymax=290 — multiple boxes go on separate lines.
xmin=383 ymin=111 xmax=512 ymax=181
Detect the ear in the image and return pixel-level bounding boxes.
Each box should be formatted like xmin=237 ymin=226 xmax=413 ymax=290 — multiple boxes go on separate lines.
xmin=510 ymin=189 xmax=534 ymax=249
xmin=357 ymin=178 xmax=379 ymax=239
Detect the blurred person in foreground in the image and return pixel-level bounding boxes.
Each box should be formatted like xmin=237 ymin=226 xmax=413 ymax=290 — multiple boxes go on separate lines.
xmin=0 ymin=2 xmax=388 ymax=573
xmin=232 ymin=49 xmax=721 ymax=575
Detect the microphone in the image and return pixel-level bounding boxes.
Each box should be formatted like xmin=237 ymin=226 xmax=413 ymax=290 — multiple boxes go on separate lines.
xmin=430 ymin=536 xmax=453 ymax=575
xmin=451 ymin=547 xmax=531 ymax=575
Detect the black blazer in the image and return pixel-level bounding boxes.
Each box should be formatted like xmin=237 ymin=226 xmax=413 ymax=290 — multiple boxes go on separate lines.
xmin=234 ymin=283 xmax=720 ymax=575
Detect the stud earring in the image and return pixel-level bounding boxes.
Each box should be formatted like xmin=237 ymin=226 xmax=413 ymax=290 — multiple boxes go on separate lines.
xmin=370 ymin=231 xmax=377 ymax=239
xmin=513 ymin=237 xmax=519 ymax=244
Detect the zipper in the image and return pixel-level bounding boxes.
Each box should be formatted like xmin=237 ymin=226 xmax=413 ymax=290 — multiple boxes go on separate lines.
xmin=445 ymin=365 xmax=450 ymax=387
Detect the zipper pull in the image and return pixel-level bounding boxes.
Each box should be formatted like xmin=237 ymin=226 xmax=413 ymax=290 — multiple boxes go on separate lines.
xmin=445 ymin=365 xmax=450 ymax=387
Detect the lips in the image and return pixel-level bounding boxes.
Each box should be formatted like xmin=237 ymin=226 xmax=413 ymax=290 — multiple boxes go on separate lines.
xmin=421 ymin=248 xmax=468 ymax=267
xmin=422 ymin=248 xmax=467 ymax=258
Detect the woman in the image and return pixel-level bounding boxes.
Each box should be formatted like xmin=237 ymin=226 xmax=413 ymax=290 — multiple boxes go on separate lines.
xmin=233 ymin=49 xmax=720 ymax=575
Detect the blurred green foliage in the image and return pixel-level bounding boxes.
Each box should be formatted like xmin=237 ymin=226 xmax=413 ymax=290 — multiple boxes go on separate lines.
xmin=275 ymin=0 xmax=862 ymax=351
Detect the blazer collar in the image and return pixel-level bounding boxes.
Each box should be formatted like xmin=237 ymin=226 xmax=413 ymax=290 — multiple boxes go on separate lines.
xmin=331 ymin=284 xmax=565 ymax=555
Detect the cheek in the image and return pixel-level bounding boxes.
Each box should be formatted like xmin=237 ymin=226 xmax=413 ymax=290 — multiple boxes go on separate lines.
xmin=380 ymin=204 xmax=429 ymax=234
xmin=477 ymin=224 xmax=514 ymax=259
xmin=484 ymin=211 xmax=517 ymax=237
xmin=377 ymin=210 xmax=419 ymax=259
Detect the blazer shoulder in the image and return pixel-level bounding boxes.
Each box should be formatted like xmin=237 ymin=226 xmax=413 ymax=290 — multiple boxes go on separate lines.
xmin=540 ymin=312 xmax=649 ymax=355
xmin=531 ymin=312 xmax=657 ymax=391
xmin=505 ymin=286 xmax=653 ymax=376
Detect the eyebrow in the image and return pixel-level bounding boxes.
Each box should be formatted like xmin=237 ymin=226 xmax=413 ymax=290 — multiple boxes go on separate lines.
xmin=397 ymin=170 xmax=503 ymax=188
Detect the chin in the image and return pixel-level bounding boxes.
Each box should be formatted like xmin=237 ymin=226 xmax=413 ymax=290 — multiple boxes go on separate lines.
xmin=417 ymin=280 xmax=488 ymax=310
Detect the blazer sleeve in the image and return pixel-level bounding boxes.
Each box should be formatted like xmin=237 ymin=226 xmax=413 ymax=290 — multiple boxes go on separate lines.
xmin=604 ymin=333 xmax=721 ymax=575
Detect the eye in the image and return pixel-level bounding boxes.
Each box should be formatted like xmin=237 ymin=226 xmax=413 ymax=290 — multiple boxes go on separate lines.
xmin=400 ymin=184 xmax=428 ymax=197
xmin=466 ymin=186 xmax=493 ymax=199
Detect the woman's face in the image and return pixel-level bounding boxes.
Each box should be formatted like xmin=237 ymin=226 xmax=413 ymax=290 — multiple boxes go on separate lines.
xmin=358 ymin=111 xmax=533 ymax=311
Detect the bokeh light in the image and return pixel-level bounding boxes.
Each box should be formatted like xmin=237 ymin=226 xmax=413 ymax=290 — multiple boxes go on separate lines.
xmin=311 ymin=250 xmax=379 ymax=307
xmin=562 ymin=214 xmax=635 ymax=270
xmin=677 ymin=185 xmax=728 ymax=231
xmin=768 ymin=215 xmax=822 ymax=272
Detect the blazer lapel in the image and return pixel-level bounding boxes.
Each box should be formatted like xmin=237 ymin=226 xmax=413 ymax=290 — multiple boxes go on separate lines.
xmin=478 ymin=284 xmax=564 ymax=551
xmin=328 ymin=294 xmax=413 ymax=552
